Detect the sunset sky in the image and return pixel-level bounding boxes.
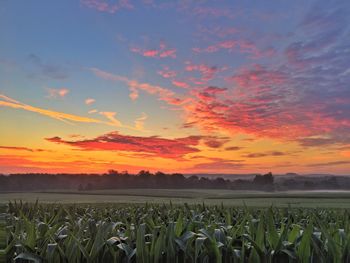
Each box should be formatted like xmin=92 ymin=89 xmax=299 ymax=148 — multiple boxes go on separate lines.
xmin=1 ymin=0 xmax=350 ymax=174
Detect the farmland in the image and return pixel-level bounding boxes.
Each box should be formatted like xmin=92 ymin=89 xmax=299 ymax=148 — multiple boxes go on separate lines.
xmin=1 ymin=200 xmax=350 ymax=262
xmin=1 ymin=190 xmax=350 ymax=262
xmin=1 ymin=189 xmax=350 ymax=208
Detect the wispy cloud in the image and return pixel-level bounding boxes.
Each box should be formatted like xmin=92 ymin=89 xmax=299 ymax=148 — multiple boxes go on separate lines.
xmin=99 ymin=111 xmax=122 ymax=127
xmin=89 ymin=67 xmax=187 ymax=105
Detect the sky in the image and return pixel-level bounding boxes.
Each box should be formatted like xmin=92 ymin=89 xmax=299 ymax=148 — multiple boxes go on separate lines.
xmin=0 ymin=0 xmax=350 ymax=175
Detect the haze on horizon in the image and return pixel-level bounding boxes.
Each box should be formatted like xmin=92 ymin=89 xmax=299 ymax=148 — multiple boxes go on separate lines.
xmin=0 ymin=0 xmax=350 ymax=175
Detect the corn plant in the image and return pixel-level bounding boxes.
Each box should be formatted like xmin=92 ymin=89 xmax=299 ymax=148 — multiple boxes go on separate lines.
xmin=2 ymin=201 xmax=350 ymax=262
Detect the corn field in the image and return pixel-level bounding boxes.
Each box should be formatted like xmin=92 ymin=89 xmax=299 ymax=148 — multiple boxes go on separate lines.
xmin=1 ymin=201 xmax=350 ymax=262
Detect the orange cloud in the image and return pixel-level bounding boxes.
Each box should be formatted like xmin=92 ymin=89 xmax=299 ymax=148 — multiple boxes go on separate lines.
xmin=0 ymin=93 xmax=142 ymax=130
xmin=134 ymin=112 xmax=148 ymax=131
xmin=99 ymin=111 xmax=122 ymax=127
xmin=0 ymin=93 xmax=105 ymax=124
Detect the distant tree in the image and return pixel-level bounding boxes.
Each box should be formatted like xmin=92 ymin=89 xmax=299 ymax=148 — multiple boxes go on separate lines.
xmin=108 ymin=170 xmax=119 ymax=176
xmin=138 ymin=170 xmax=151 ymax=178
xmin=253 ymin=172 xmax=274 ymax=185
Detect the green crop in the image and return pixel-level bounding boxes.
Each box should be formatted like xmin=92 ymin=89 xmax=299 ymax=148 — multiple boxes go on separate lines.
xmin=1 ymin=201 xmax=350 ymax=262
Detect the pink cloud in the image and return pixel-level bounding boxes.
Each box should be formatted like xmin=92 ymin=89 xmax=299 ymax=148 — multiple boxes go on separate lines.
xmin=157 ymin=66 xmax=177 ymax=78
xmin=90 ymin=67 xmax=188 ymax=105
xmin=130 ymin=41 xmax=176 ymax=59
xmin=81 ymin=0 xmax=133 ymax=14
xmin=47 ymin=88 xmax=69 ymax=98
xmin=198 ymin=26 xmax=238 ymax=38
xmin=193 ymin=39 xmax=275 ymax=59
xmin=85 ymin=98 xmax=96 ymax=105
xmin=159 ymin=49 xmax=176 ymax=58
xmin=192 ymin=7 xmax=235 ymax=19
xmin=184 ymin=61 xmax=225 ymax=84
xmin=172 ymin=80 xmax=190 ymax=89
xmin=143 ymin=50 xmax=159 ymax=57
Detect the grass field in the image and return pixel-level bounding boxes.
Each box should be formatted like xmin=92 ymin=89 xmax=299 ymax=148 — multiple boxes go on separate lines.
xmin=1 ymin=189 xmax=350 ymax=208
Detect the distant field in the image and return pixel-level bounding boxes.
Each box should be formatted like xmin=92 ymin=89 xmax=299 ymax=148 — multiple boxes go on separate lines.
xmin=1 ymin=188 xmax=350 ymax=207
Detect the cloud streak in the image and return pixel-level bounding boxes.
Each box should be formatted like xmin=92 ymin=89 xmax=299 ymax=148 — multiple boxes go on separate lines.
xmin=0 ymin=94 xmax=106 ymax=124
xmin=89 ymin=67 xmax=187 ymax=105
xmin=0 ymin=146 xmax=46 ymax=152
xmin=0 ymin=94 xmax=145 ymax=130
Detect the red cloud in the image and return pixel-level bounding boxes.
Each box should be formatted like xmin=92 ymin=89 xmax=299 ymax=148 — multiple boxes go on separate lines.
xmin=46 ymin=132 xmax=203 ymax=159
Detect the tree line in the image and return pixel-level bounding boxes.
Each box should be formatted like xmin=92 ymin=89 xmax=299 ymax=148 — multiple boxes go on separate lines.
xmin=0 ymin=170 xmax=275 ymax=192
xmin=0 ymin=170 xmax=348 ymax=192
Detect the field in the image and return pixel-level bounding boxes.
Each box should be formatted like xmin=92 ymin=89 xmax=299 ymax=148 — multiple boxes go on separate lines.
xmin=1 ymin=189 xmax=350 ymax=208
xmin=1 ymin=190 xmax=350 ymax=262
